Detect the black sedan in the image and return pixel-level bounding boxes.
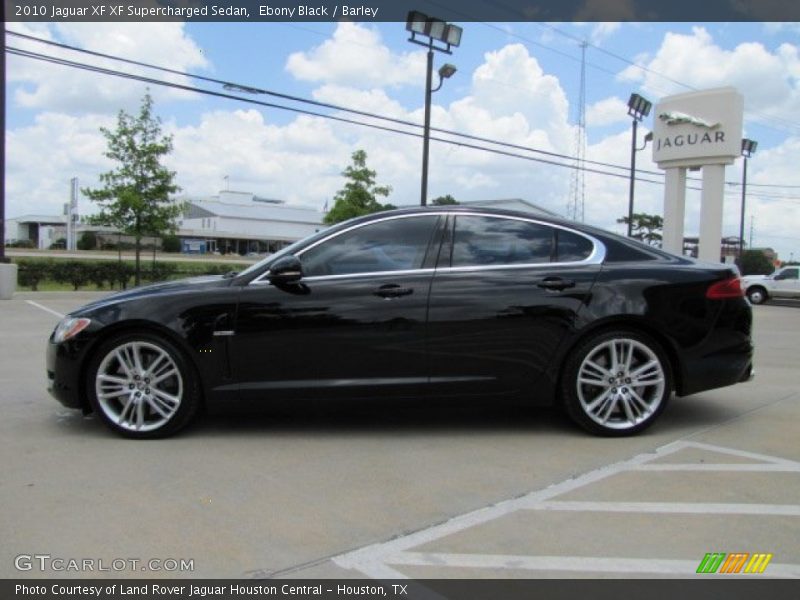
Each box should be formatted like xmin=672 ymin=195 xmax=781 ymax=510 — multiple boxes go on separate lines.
xmin=47 ymin=207 xmax=753 ymax=438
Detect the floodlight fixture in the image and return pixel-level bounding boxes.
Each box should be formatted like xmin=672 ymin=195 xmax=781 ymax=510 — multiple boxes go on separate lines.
xmin=406 ymin=10 xmax=462 ymax=53
xmin=627 ymin=93 xmax=652 ymax=121
xmin=741 ymin=138 xmax=758 ymax=158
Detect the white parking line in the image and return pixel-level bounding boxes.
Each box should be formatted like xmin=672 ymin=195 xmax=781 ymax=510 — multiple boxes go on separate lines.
xmin=25 ymin=300 xmax=64 ymax=318
xmin=635 ymin=463 xmax=800 ymax=472
xmin=520 ymin=500 xmax=800 ymax=516
xmin=333 ymin=440 xmax=800 ymax=579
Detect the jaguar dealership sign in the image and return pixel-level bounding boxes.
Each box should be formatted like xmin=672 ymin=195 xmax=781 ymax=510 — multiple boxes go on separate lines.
xmin=652 ymin=87 xmax=744 ymax=169
xmin=653 ymin=87 xmax=745 ymax=262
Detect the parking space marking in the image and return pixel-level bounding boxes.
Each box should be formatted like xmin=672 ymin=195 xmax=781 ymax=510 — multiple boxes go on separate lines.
xmin=520 ymin=501 xmax=800 ymax=516
xmin=333 ymin=440 xmax=800 ymax=579
xmin=635 ymin=463 xmax=800 ymax=472
xmin=25 ymin=300 xmax=64 ymax=318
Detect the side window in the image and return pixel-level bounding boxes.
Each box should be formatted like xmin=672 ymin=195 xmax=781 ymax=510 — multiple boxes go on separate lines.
xmin=452 ymin=216 xmax=553 ymax=267
xmin=556 ymin=229 xmax=594 ymax=262
xmin=301 ymin=216 xmax=439 ymax=277
xmin=777 ymin=268 xmax=798 ymax=280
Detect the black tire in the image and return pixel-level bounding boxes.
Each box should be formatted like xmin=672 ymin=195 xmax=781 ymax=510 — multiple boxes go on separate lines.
xmin=86 ymin=331 xmax=200 ymax=439
xmin=561 ymin=329 xmax=672 ymax=436
xmin=746 ymin=286 xmax=768 ymax=305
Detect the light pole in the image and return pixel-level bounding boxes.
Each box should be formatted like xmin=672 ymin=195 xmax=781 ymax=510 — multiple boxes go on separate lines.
xmin=626 ymin=93 xmax=653 ymax=237
xmin=739 ymin=138 xmax=758 ymax=260
xmin=406 ymin=11 xmax=462 ymax=206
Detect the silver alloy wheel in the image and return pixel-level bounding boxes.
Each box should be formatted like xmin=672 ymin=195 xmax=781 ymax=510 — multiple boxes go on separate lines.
xmin=576 ymin=337 xmax=666 ymax=430
xmin=95 ymin=341 xmax=183 ymax=433
xmin=748 ymin=288 xmax=766 ymax=304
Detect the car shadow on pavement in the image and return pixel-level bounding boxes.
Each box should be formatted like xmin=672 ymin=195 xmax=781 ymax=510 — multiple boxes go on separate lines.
xmin=47 ymin=393 xmax=742 ymax=439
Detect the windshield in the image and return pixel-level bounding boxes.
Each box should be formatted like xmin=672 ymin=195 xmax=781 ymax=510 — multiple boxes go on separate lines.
xmin=236 ymin=226 xmax=332 ymax=278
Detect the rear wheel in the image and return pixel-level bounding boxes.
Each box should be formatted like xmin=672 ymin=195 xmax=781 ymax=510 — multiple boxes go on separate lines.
xmin=86 ymin=332 xmax=200 ymax=438
xmin=562 ymin=330 xmax=671 ymax=436
xmin=747 ymin=286 xmax=767 ymax=305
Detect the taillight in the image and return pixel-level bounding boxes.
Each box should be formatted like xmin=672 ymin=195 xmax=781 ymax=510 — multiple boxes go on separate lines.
xmin=706 ymin=277 xmax=745 ymax=300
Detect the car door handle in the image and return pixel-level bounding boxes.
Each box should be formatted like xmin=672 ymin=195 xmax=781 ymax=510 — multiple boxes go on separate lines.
xmin=373 ymin=284 xmax=414 ymax=298
xmin=536 ymin=277 xmax=575 ymax=291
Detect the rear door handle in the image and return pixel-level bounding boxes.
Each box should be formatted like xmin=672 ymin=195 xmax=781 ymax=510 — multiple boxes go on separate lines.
xmin=536 ymin=277 xmax=575 ymax=291
xmin=373 ymin=284 xmax=414 ymax=298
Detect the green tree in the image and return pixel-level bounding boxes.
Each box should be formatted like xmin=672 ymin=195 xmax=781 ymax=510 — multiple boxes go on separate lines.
xmin=77 ymin=231 xmax=98 ymax=250
xmin=737 ymin=250 xmax=775 ymax=276
xmin=161 ymin=234 xmax=181 ymax=253
xmin=431 ymin=194 xmax=458 ymax=206
xmin=616 ymin=212 xmax=663 ymax=246
xmin=83 ymin=92 xmax=182 ymax=286
xmin=323 ymin=150 xmax=394 ymax=225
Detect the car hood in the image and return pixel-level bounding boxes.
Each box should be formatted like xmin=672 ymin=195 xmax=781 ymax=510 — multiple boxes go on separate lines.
xmin=741 ymin=274 xmax=768 ymax=282
xmin=72 ymin=275 xmax=234 ymax=314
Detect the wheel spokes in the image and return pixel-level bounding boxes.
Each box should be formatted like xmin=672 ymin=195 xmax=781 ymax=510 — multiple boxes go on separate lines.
xmin=577 ymin=337 xmax=666 ymax=430
xmin=96 ymin=341 xmax=183 ymax=433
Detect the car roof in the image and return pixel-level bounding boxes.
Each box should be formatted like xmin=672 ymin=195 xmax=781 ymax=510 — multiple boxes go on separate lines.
xmin=355 ymin=205 xmax=678 ymax=261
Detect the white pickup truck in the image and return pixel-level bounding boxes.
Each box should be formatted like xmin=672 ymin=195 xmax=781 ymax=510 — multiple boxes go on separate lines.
xmin=741 ymin=266 xmax=800 ymax=304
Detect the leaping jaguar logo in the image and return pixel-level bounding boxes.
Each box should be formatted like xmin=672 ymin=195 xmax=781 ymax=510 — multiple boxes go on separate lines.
xmin=659 ymin=111 xmax=720 ymax=129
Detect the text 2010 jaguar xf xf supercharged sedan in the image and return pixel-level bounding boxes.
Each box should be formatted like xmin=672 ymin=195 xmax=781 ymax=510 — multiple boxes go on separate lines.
xmin=47 ymin=207 xmax=753 ymax=438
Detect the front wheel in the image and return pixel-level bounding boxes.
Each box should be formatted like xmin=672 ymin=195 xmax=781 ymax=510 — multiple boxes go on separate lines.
xmin=561 ymin=330 xmax=672 ymax=436
xmin=747 ymin=286 xmax=767 ymax=305
xmin=86 ymin=333 xmax=200 ymax=438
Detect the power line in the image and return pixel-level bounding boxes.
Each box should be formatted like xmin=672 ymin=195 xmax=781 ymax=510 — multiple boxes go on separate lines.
xmin=7 ymin=35 xmax=800 ymax=205
xmin=6 ymin=45 xmax=670 ymax=187
xmin=6 ymin=29 xmax=659 ymax=178
xmin=9 ymin=29 xmax=800 ymax=194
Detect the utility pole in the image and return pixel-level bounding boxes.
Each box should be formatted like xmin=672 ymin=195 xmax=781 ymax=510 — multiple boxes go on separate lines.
xmin=1 ymin=17 xmax=7 ymax=264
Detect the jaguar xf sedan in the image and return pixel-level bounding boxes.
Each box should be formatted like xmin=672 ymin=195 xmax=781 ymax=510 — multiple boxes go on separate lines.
xmin=47 ymin=207 xmax=754 ymax=438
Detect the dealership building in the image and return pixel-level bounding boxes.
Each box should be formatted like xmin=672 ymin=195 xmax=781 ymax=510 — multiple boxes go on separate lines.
xmin=175 ymin=191 xmax=324 ymax=254
xmin=4 ymin=194 xmax=560 ymax=255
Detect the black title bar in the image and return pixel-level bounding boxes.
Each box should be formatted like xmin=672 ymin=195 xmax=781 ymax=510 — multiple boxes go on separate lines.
xmin=5 ymin=0 xmax=800 ymax=22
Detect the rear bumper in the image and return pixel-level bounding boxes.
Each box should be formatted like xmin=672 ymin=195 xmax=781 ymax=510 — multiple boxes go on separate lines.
xmin=678 ymin=340 xmax=754 ymax=397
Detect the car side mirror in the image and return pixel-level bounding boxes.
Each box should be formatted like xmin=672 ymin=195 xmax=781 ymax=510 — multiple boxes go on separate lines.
xmin=267 ymin=255 xmax=303 ymax=284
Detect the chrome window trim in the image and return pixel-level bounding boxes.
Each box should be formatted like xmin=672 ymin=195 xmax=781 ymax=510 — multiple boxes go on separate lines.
xmin=447 ymin=213 xmax=605 ymax=267
xmin=249 ymin=211 xmax=605 ymax=285
xmin=250 ymin=213 xmax=446 ymax=285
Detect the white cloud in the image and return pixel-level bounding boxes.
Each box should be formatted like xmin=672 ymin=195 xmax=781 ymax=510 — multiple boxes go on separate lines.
xmin=6 ymin=113 xmax=115 ymax=217
xmin=587 ymin=96 xmax=630 ymax=127
xmin=618 ymin=27 xmax=800 ymax=126
xmin=167 ymin=110 xmax=351 ymax=206
xmin=8 ymin=23 xmax=797 ymax=260
xmin=6 ymin=22 xmax=208 ymax=114
xmin=285 ymin=23 xmax=426 ymax=88
xmin=591 ymin=22 xmax=622 ymax=45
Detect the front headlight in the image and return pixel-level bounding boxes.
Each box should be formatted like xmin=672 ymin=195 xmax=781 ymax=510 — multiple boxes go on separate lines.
xmin=52 ymin=317 xmax=92 ymax=344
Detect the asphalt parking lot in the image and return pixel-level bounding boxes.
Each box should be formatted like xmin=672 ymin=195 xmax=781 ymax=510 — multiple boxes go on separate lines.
xmin=1 ymin=292 xmax=799 ymax=579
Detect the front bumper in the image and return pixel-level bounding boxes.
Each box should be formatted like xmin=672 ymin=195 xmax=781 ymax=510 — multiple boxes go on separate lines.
xmin=46 ymin=337 xmax=91 ymax=410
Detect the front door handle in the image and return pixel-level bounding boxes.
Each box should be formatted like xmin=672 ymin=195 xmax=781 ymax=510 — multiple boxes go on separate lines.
xmin=536 ymin=277 xmax=575 ymax=291
xmin=373 ymin=284 xmax=414 ymax=298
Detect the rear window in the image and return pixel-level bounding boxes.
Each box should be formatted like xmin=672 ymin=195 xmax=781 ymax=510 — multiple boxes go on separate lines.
xmin=452 ymin=216 xmax=553 ymax=267
xmin=556 ymin=229 xmax=594 ymax=262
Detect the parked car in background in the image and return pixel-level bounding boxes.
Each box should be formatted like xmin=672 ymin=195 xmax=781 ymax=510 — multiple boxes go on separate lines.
xmin=742 ymin=266 xmax=800 ymax=304
xmin=46 ymin=207 xmax=754 ymax=439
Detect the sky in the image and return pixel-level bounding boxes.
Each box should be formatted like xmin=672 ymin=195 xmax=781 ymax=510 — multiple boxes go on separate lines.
xmin=5 ymin=20 xmax=800 ymax=260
